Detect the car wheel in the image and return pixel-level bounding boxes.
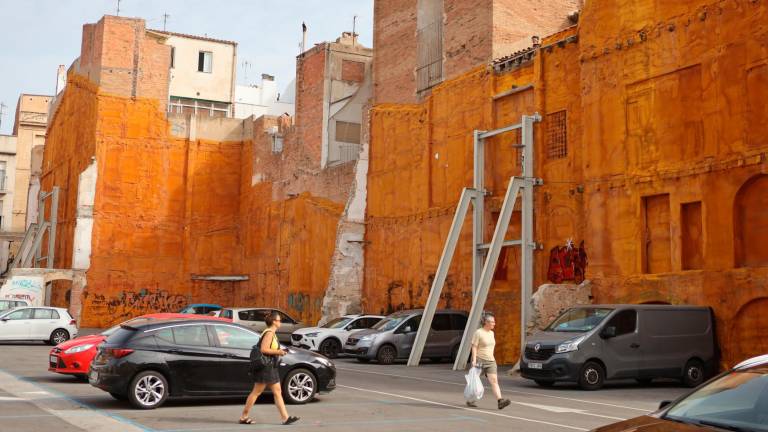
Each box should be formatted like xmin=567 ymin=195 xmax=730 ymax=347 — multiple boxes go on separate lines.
xmin=319 ymin=338 xmax=341 ymax=359
xmin=49 ymin=329 xmax=70 ymax=345
xmin=636 ymin=378 xmax=653 ymax=386
xmin=110 ymin=392 xmax=127 ymax=401
xmin=535 ymin=380 xmax=555 ymax=387
xmin=578 ymin=361 xmax=605 ymax=390
xmin=128 ymin=371 xmax=169 ymax=409
xmin=283 ymin=368 xmax=317 ymax=404
xmin=356 ymin=357 xmax=371 ymax=363
xmin=376 ymin=345 xmax=396 ymax=365
xmin=683 ymin=359 xmax=705 ymax=388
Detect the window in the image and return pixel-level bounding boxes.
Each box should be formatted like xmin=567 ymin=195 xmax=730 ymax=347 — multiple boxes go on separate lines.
xmin=272 ymin=135 xmax=284 ymax=153
xmin=363 ymin=317 xmax=382 ymax=328
xmin=33 ymin=309 xmax=54 ymax=319
xmin=606 ymin=310 xmax=637 ymax=337
xmin=213 ymin=325 xmax=258 ymax=350
xmin=155 ymin=329 xmax=175 ymax=344
xmin=643 ymin=194 xmax=672 ymax=273
xmin=275 ymin=311 xmax=296 ymax=325
xmin=335 ymin=121 xmax=361 ymax=144
xmin=221 ymin=309 xmax=233 ymax=319
xmin=546 ymin=110 xmax=567 ymax=159
xmin=239 ymin=309 xmax=267 ymax=322
xmin=347 ymin=318 xmax=367 ymax=330
xmin=168 ymin=97 xmax=229 ymax=117
xmin=170 ymin=46 xmax=175 ymax=68
xmin=681 ymin=201 xmax=703 ymax=270
xmin=431 ymin=314 xmax=452 ymax=331
xmin=172 ymin=325 xmax=210 ymax=346
xmin=397 ymin=316 xmax=421 ymax=334
xmin=0 ymin=301 xmax=8 ymax=309
xmin=5 ymin=309 xmax=32 ymax=320
xmin=198 ymin=51 xmax=212 ymax=73
xmin=416 ymin=0 xmax=444 ymax=92
xmin=450 ymin=314 xmax=468 ymax=331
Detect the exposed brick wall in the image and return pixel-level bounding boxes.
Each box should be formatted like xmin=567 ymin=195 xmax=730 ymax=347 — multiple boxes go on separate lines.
xmin=295 ymin=45 xmax=327 ymax=168
xmin=373 ymin=0 xmax=418 ymax=104
xmin=341 ymin=59 xmax=365 ymax=82
xmin=372 ymin=0 xmax=576 ymax=103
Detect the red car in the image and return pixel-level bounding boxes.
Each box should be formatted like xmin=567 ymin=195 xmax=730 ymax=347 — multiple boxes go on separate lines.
xmin=49 ymin=313 xmax=232 ymax=379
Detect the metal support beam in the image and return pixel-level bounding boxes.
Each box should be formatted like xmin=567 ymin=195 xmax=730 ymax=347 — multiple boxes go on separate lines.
xmin=47 ymin=187 xmax=59 ymax=268
xmin=407 ymin=114 xmax=541 ymax=369
xmin=11 ymin=223 xmax=38 ymax=269
xmin=472 ymin=130 xmax=484 ymax=296
xmin=453 ymin=177 xmax=527 ymax=370
xmin=26 ymin=222 xmax=50 ymax=268
xmin=407 ymin=188 xmax=477 ymax=367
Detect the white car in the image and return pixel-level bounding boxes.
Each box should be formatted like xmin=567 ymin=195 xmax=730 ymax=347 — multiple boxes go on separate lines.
xmin=0 ymin=299 xmax=30 ymax=314
xmin=0 ymin=306 xmax=78 ymax=345
xmin=291 ymin=314 xmax=384 ymax=358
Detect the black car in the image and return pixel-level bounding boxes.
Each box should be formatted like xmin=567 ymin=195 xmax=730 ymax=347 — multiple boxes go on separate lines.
xmin=88 ymin=318 xmax=336 ymax=409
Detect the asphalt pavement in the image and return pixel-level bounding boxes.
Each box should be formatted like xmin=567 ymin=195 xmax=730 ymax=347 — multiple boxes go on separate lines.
xmin=0 ymin=341 xmax=689 ymax=432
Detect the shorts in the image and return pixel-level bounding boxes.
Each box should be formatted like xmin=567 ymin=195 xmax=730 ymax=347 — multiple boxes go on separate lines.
xmin=476 ymin=359 xmax=498 ymax=376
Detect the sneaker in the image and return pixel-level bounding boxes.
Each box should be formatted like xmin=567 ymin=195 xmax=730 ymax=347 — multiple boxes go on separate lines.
xmin=466 ymin=401 xmax=477 ymax=407
xmin=498 ymin=398 xmax=511 ymax=410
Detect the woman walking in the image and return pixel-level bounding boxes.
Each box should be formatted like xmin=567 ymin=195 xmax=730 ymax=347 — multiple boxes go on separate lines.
xmin=468 ymin=312 xmax=511 ymax=410
xmin=239 ymin=311 xmax=300 ymax=425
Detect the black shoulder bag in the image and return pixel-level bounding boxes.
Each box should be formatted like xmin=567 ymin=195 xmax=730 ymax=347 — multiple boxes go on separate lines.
xmin=249 ymin=332 xmax=270 ymax=375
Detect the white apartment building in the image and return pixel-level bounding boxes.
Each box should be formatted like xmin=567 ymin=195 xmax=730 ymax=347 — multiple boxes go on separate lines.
xmin=234 ymin=74 xmax=295 ymax=119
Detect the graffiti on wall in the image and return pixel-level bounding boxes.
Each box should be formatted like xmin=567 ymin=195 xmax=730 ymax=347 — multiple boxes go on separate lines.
xmin=85 ymin=289 xmax=188 ymax=323
xmin=0 ymin=276 xmax=45 ymax=305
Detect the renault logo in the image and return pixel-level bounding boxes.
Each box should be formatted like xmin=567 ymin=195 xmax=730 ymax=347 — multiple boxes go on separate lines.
xmin=534 ymin=343 xmax=541 ymax=352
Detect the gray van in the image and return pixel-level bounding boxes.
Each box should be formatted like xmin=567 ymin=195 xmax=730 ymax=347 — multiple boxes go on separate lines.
xmin=521 ymin=304 xmax=716 ymax=390
xmin=344 ymin=309 xmax=468 ymax=364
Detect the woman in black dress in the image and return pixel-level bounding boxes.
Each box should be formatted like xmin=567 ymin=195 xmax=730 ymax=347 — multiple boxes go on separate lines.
xmin=239 ymin=311 xmax=300 ymax=425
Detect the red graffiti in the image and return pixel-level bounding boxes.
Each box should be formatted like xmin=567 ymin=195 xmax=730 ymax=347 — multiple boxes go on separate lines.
xmin=547 ymin=240 xmax=588 ymax=284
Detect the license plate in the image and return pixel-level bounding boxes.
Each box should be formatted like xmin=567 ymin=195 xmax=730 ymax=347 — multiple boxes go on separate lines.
xmin=291 ymin=341 xmax=300 ymax=347
xmin=89 ymin=370 xmax=99 ymax=382
xmin=528 ymin=362 xmax=543 ymax=369
xmin=50 ymin=355 xmax=58 ymax=364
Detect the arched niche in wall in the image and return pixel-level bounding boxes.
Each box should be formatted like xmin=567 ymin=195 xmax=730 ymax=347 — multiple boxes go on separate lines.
xmin=734 ymin=174 xmax=768 ymax=268
xmin=731 ymin=297 xmax=768 ymax=363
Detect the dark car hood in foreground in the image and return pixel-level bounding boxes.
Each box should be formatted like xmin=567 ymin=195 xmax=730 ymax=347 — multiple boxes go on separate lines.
xmin=527 ymin=331 xmax=589 ymax=345
xmin=594 ymin=415 xmax=714 ymax=431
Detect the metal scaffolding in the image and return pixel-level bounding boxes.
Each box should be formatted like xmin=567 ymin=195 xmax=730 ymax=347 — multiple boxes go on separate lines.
xmin=407 ymin=114 xmax=542 ymax=370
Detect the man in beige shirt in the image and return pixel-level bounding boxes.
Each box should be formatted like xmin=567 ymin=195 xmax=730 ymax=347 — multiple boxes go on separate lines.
xmin=469 ymin=312 xmax=511 ymax=410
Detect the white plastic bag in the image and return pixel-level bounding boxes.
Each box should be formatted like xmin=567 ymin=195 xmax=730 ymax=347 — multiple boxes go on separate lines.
xmin=464 ymin=366 xmax=484 ymax=402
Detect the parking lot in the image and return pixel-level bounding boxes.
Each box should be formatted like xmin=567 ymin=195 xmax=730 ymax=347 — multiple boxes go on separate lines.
xmin=0 ymin=341 xmax=689 ymax=432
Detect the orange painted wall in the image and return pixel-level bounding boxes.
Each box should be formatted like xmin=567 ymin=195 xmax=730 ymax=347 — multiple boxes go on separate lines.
xmin=366 ymin=0 xmax=768 ymax=366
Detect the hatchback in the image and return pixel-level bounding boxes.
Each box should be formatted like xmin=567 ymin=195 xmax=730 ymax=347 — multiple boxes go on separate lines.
xmin=89 ymin=318 xmax=336 ymax=409
xmin=49 ymin=313 xmax=232 ymax=379
xmin=0 ymin=306 xmax=78 ymax=345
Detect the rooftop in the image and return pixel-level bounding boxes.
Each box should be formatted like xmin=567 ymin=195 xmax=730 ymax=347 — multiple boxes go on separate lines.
xmin=148 ymin=29 xmax=237 ymax=46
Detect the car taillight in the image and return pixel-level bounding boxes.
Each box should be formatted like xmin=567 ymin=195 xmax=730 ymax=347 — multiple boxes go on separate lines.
xmin=69 ymin=319 xmax=76 ymax=325
xmin=108 ymin=349 xmax=134 ymax=358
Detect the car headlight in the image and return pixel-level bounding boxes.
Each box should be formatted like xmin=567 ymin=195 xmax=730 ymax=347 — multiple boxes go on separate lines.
xmin=314 ymin=357 xmax=333 ymax=367
xmin=359 ymin=335 xmax=375 ymax=342
xmin=305 ymin=332 xmax=319 ymax=338
xmin=64 ymin=344 xmax=94 ymax=354
xmin=556 ymin=336 xmax=585 ymax=354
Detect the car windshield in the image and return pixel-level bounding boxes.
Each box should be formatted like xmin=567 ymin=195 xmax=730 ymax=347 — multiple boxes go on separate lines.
xmin=545 ymin=308 xmax=613 ymax=332
xmin=373 ymin=315 xmax=408 ymax=331
xmin=664 ymin=364 xmax=768 ymax=431
xmin=322 ymin=317 xmax=352 ymax=329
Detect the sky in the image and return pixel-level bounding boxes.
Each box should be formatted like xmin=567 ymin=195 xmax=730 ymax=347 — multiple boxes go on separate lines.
xmin=0 ymin=0 xmax=374 ymax=134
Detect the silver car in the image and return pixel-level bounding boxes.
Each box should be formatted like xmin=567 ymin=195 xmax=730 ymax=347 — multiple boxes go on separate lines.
xmin=217 ymin=307 xmax=306 ymax=344
xmin=344 ymin=309 xmax=468 ymax=365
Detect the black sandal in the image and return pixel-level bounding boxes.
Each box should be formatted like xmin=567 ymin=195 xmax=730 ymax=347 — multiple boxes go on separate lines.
xmin=238 ymin=417 xmax=254 ymax=424
xmin=282 ymin=416 xmax=300 ymax=425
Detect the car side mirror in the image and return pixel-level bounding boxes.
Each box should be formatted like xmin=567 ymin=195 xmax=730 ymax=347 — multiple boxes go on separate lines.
xmin=0 ymin=318 xmax=7 ymax=322
xmin=658 ymin=400 xmax=673 ymax=410
xmin=601 ymin=326 xmax=617 ymax=338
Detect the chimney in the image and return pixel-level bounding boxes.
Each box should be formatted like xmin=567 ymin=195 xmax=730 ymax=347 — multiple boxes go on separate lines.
xmin=301 ymin=22 xmax=308 ymax=54
xmin=55 ymin=65 xmax=67 ymax=95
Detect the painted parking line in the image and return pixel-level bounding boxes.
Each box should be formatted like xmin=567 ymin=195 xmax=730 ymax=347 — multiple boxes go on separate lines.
xmin=336 ymin=366 xmax=651 ymax=413
xmin=0 ymin=369 xmax=155 ymax=432
xmin=157 ymin=414 xmax=486 ymax=432
xmin=338 ymin=384 xmax=589 ymax=431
